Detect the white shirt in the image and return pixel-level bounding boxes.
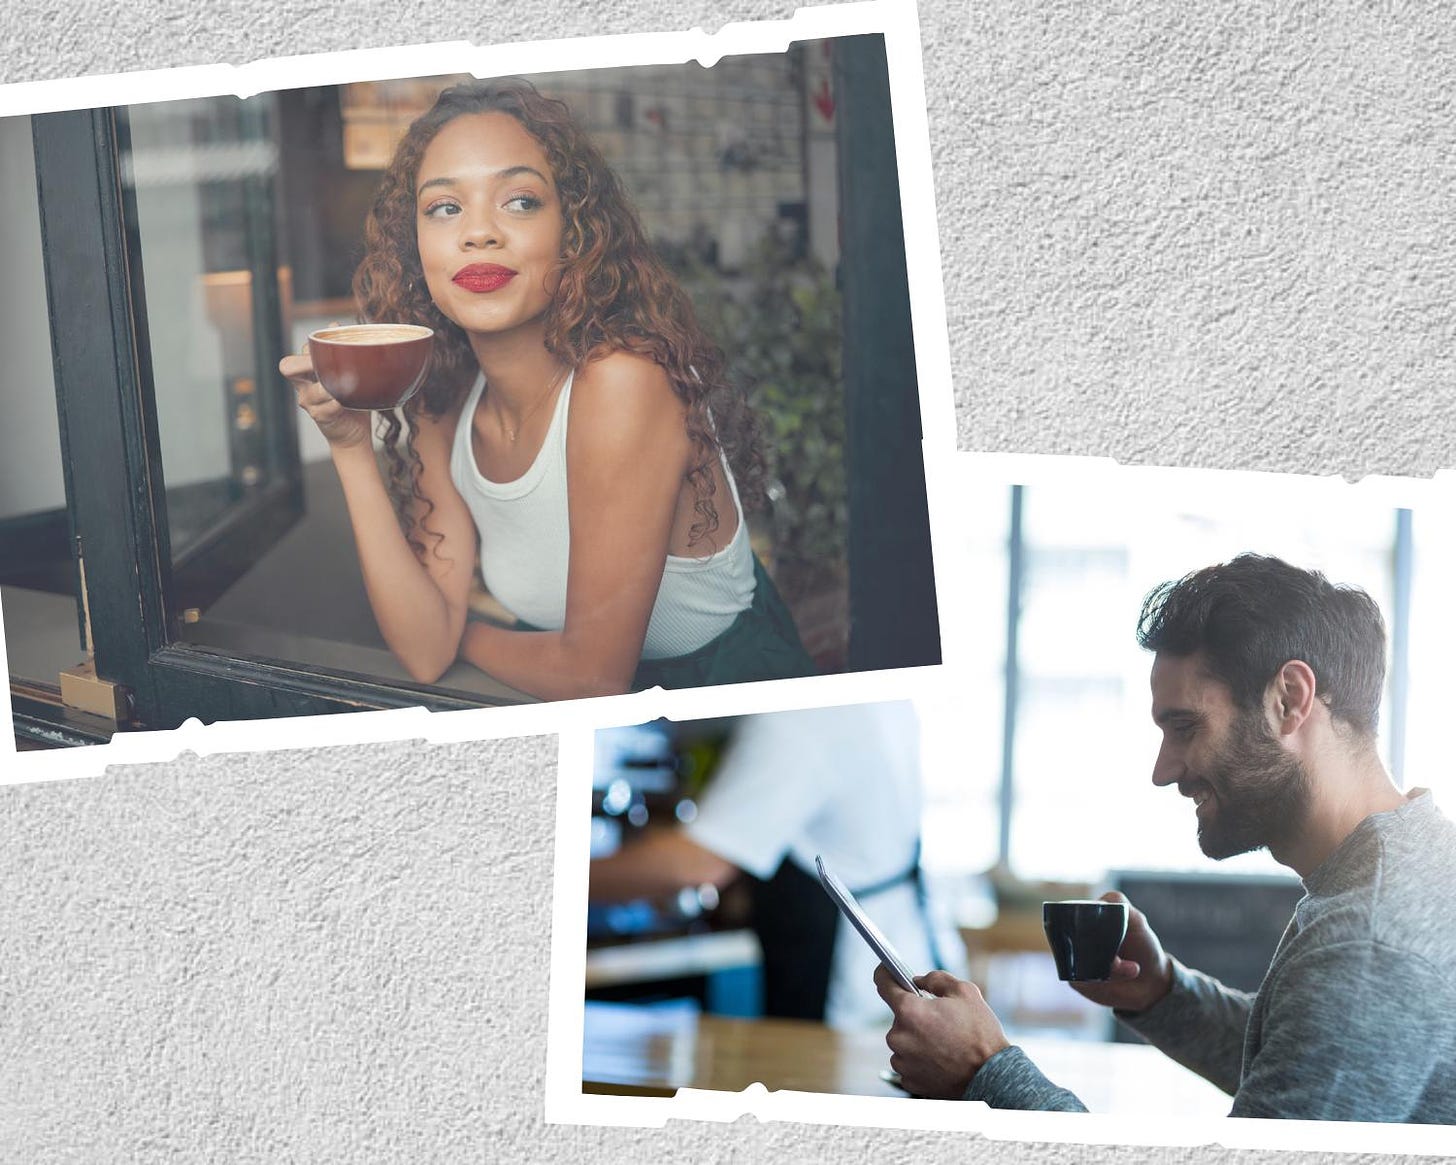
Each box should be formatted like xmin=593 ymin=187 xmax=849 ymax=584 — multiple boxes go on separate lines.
xmin=686 ymin=701 xmax=960 ymax=1029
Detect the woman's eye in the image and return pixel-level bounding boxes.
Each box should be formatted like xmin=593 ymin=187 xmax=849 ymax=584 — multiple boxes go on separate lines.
xmin=504 ymin=194 xmax=542 ymax=212
xmin=422 ymin=201 xmax=460 ymax=219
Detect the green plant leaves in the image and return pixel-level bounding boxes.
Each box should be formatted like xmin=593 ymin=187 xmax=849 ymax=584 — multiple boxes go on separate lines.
xmin=671 ymin=232 xmax=848 ymax=600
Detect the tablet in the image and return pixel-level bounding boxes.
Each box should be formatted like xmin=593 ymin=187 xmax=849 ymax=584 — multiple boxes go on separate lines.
xmin=815 ymin=855 xmax=927 ymax=996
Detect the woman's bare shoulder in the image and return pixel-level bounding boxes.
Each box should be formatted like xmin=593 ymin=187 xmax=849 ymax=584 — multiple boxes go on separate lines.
xmin=576 ymin=349 xmax=676 ymax=391
xmin=568 ymin=351 xmax=691 ymax=467
xmin=572 ymin=350 xmax=682 ymax=419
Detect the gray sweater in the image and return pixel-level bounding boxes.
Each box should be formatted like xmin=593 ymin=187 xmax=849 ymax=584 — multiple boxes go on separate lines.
xmin=966 ymin=789 xmax=1456 ymax=1123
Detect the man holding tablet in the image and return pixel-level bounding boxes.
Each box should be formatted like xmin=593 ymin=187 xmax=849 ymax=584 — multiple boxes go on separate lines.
xmin=875 ymin=556 xmax=1456 ymax=1123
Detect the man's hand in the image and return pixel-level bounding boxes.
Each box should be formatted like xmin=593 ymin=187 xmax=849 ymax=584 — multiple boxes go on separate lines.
xmin=874 ymin=965 xmax=1011 ymax=1099
xmin=1068 ymin=891 xmax=1174 ymax=1014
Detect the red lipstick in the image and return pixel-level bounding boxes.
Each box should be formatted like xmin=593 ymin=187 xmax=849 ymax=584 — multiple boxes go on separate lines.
xmin=452 ymin=263 xmax=517 ymax=293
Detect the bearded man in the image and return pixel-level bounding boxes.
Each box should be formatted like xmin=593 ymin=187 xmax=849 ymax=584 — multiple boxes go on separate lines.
xmin=877 ymin=554 xmax=1456 ymax=1123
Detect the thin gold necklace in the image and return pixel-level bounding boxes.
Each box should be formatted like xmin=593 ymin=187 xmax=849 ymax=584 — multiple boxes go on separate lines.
xmin=496 ymin=361 xmax=569 ymax=444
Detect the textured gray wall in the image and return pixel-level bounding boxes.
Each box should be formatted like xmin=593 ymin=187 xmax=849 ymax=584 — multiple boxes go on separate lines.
xmin=3 ymin=1 xmax=1455 ymax=1162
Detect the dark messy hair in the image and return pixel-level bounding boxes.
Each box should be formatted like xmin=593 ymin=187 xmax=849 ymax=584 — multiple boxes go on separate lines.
xmin=352 ymin=78 xmax=765 ymax=555
xmin=1136 ymin=553 xmax=1386 ymax=737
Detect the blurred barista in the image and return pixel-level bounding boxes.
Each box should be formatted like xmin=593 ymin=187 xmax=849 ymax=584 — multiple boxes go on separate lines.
xmin=589 ymin=700 xmax=961 ymax=1030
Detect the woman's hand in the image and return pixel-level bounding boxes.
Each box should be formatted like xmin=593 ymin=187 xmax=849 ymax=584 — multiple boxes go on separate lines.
xmin=1068 ymin=891 xmax=1175 ymax=1015
xmin=279 ymin=341 xmax=373 ymax=451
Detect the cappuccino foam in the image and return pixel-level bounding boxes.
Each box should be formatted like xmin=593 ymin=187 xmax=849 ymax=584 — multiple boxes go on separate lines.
xmin=312 ymin=324 xmax=432 ymax=345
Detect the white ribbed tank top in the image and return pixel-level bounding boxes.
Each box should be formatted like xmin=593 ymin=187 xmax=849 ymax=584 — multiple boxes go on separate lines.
xmin=447 ymin=370 xmax=756 ymax=660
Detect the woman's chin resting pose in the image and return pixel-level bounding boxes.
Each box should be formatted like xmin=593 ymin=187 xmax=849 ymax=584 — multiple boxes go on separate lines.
xmin=280 ymin=81 xmax=814 ymax=700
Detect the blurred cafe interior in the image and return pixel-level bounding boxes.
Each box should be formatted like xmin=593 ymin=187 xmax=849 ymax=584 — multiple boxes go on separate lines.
xmin=581 ymin=479 xmax=1456 ymax=1114
xmin=1 ymin=37 xmax=939 ymax=747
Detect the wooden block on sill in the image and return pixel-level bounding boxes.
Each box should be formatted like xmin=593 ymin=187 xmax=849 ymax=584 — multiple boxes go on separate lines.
xmin=58 ymin=661 xmax=127 ymax=722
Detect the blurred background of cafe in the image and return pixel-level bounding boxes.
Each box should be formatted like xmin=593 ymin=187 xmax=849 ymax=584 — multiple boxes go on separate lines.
xmin=1 ymin=37 xmax=938 ymax=747
xmin=584 ymin=481 xmax=1456 ymax=1108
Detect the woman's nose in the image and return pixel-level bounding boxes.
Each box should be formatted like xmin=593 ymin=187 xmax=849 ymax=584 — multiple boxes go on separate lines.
xmin=460 ymin=206 xmax=501 ymax=249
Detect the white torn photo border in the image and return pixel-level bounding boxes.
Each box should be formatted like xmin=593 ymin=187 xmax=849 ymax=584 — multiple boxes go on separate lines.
xmin=549 ymin=452 xmax=1456 ymax=1156
xmin=0 ymin=0 xmax=951 ymax=782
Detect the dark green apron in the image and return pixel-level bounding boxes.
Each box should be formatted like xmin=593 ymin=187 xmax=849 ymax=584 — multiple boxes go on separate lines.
xmin=632 ymin=554 xmax=817 ymax=691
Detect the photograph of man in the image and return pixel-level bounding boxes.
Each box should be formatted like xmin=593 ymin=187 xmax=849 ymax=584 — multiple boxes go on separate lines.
xmin=877 ymin=554 xmax=1456 ymax=1123
xmin=590 ymin=701 xmax=961 ymax=1030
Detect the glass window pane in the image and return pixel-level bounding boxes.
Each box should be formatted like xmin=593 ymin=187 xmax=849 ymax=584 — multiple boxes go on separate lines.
xmin=0 ymin=113 xmax=86 ymax=690
xmin=122 ymin=96 xmax=282 ymax=561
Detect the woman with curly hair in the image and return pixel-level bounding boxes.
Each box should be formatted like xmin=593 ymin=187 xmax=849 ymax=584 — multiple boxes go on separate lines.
xmin=279 ymin=79 xmax=813 ymax=699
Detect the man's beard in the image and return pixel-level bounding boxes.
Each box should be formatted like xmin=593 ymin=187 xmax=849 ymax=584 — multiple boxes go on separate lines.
xmin=1196 ymin=707 xmax=1312 ymax=861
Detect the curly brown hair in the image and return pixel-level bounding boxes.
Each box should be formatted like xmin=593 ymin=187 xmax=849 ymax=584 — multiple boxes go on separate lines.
xmin=352 ymin=78 xmax=765 ymax=557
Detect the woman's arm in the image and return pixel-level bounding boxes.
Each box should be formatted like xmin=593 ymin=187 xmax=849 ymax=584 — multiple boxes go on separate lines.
xmin=459 ymin=351 xmax=691 ymax=699
xmin=281 ymin=352 xmax=477 ymax=684
xmin=335 ymin=412 xmax=478 ymax=682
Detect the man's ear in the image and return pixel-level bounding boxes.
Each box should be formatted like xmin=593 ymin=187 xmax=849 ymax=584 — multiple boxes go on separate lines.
xmin=1270 ymin=660 xmax=1318 ymax=737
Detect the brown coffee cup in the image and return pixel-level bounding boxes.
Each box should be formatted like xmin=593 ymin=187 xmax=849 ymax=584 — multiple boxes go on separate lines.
xmin=307 ymin=323 xmax=434 ymax=411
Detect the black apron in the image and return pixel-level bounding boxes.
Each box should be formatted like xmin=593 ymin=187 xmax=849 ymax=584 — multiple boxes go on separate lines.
xmin=748 ymin=842 xmax=945 ymax=1022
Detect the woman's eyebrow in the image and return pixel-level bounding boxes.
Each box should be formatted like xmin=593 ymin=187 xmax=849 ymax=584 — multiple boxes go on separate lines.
xmin=416 ymin=165 xmax=550 ymax=200
xmin=416 ymin=175 xmax=457 ymax=198
xmin=497 ymin=164 xmax=549 ymax=183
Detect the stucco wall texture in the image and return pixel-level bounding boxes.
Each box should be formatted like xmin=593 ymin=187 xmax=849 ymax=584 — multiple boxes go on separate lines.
xmin=3 ymin=1 xmax=1455 ymax=1162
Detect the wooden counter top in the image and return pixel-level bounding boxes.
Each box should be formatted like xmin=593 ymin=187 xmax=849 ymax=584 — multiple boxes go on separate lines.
xmin=582 ymin=1001 xmax=902 ymax=1098
xmin=581 ymin=1000 xmax=1232 ymax=1116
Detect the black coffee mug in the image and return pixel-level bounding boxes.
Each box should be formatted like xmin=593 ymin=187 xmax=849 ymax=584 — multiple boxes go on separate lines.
xmin=1042 ymin=899 xmax=1129 ymax=982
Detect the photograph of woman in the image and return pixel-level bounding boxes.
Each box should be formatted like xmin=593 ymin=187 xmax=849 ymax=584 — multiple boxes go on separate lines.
xmin=7 ymin=37 xmax=939 ymax=744
xmin=281 ymin=81 xmax=816 ymax=701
